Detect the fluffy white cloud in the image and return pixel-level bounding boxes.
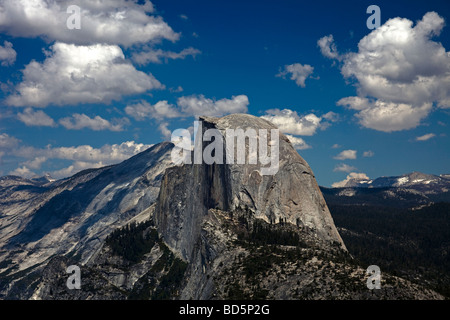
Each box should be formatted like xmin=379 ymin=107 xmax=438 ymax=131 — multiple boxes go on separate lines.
xmin=285 ymin=134 xmax=312 ymax=150
xmin=177 ymin=94 xmax=249 ymax=117
xmin=317 ymin=35 xmax=340 ymax=60
xmin=22 ymin=156 xmax=47 ymax=170
xmin=125 ymin=100 xmax=182 ymax=121
xmin=331 ymin=12 xmax=450 ymax=131
xmin=9 ymin=166 xmax=36 ymax=179
xmin=416 ymin=133 xmax=436 ymax=141
xmin=169 ymin=86 xmax=184 ymax=93
xmin=261 ymin=109 xmax=322 ymax=136
xmin=7 ymin=140 xmax=153 ymax=179
xmin=336 ymin=97 xmax=432 ymax=132
xmin=276 ymin=63 xmax=315 ymax=87
xmin=337 ymin=97 xmax=433 ymax=132
xmin=319 ymin=111 xmax=340 ymax=130
xmin=322 ymin=111 xmax=340 ymax=123
xmin=341 ymin=12 xmax=449 ymax=100
xmin=132 ymin=47 xmax=201 ymax=65
xmin=362 ymin=150 xmax=374 ymax=158
xmin=336 ymin=96 xmax=369 ymax=111
xmin=0 ymin=0 xmax=178 ymax=46
xmin=333 ymin=163 xmax=358 ymax=173
xmin=334 ymin=149 xmax=357 ymax=160
xmin=125 ymin=94 xmax=248 ymax=123
xmin=0 ymin=133 xmax=19 ymax=164
xmin=0 ymin=133 xmax=20 ymax=150
xmin=13 ymin=141 xmax=151 ymax=163
xmin=331 ymin=172 xmax=370 ymax=188
xmin=158 ymin=122 xmax=172 ymax=140
xmin=59 ymin=114 xmax=128 ymax=131
xmin=17 ymin=108 xmax=128 ymax=131
xmin=17 ymin=108 xmax=57 ymax=127
xmin=341 ymin=99 xmax=432 ymax=132
xmin=0 ymin=40 xmax=16 ymax=66
xmin=6 ymin=42 xmax=163 ymax=107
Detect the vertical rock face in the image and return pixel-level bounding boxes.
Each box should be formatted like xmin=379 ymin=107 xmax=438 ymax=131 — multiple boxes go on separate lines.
xmin=154 ymin=114 xmax=345 ymax=261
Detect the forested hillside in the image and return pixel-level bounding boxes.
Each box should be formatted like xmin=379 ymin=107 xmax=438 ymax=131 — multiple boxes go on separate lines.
xmin=329 ymin=201 xmax=450 ymax=298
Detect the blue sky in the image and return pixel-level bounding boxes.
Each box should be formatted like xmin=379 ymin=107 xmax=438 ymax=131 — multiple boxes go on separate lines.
xmin=0 ymin=0 xmax=449 ymax=187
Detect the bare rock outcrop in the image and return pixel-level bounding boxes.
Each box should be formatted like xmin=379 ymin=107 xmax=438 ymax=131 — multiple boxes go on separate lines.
xmin=154 ymin=114 xmax=345 ymax=262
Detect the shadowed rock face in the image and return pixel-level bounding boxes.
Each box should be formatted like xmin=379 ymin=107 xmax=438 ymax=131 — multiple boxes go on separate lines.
xmin=154 ymin=114 xmax=345 ymax=261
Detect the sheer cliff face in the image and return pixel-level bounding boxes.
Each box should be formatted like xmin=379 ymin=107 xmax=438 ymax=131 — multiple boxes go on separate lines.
xmin=154 ymin=114 xmax=345 ymax=261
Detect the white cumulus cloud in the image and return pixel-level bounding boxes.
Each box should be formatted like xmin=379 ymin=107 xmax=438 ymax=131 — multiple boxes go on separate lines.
xmin=334 ymin=149 xmax=357 ymax=160
xmin=9 ymin=166 xmax=36 ymax=179
xmin=8 ymin=139 xmax=153 ymax=179
xmin=333 ymin=163 xmax=358 ymax=173
xmin=415 ymin=133 xmax=436 ymax=141
xmin=0 ymin=0 xmax=178 ymax=46
xmin=59 ymin=114 xmax=129 ymax=131
xmin=0 ymin=40 xmax=16 ymax=66
xmin=132 ymin=47 xmax=201 ymax=65
xmin=261 ymin=109 xmax=322 ymax=136
xmin=0 ymin=133 xmax=20 ymax=164
xmin=337 ymin=99 xmax=433 ymax=132
xmin=125 ymin=100 xmax=182 ymax=121
xmin=285 ymin=134 xmax=312 ymax=150
xmin=177 ymin=94 xmax=249 ymax=117
xmin=17 ymin=108 xmax=57 ymax=127
xmin=6 ymin=42 xmax=163 ymax=107
xmin=158 ymin=122 xmax=172 ymax=140
xmin=13 ymin=141 xmax=151 ymax=164
xmin=22 ymin=156 xmax=47 ymax=170
xmin=317 ymin=35 xmax=340 ymax=60
xmin=330 ymin=12 xmax=450 ymax=132
xmin=277 ymin=63 xmax=315 ymax=87
xmin=362 ymin=150 xmax=374 ymax=157
xmin=0 ymin=133 xmax=20 ymax=150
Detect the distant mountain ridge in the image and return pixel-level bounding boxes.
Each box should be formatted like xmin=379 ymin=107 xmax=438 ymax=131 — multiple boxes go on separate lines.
xmin=330 ymin=171 xmax=450 ymax=193
xmin=337 ymin=171 xmax=449 ymax=187
xmin=322 ymin=172 xmax=450 ymax=209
